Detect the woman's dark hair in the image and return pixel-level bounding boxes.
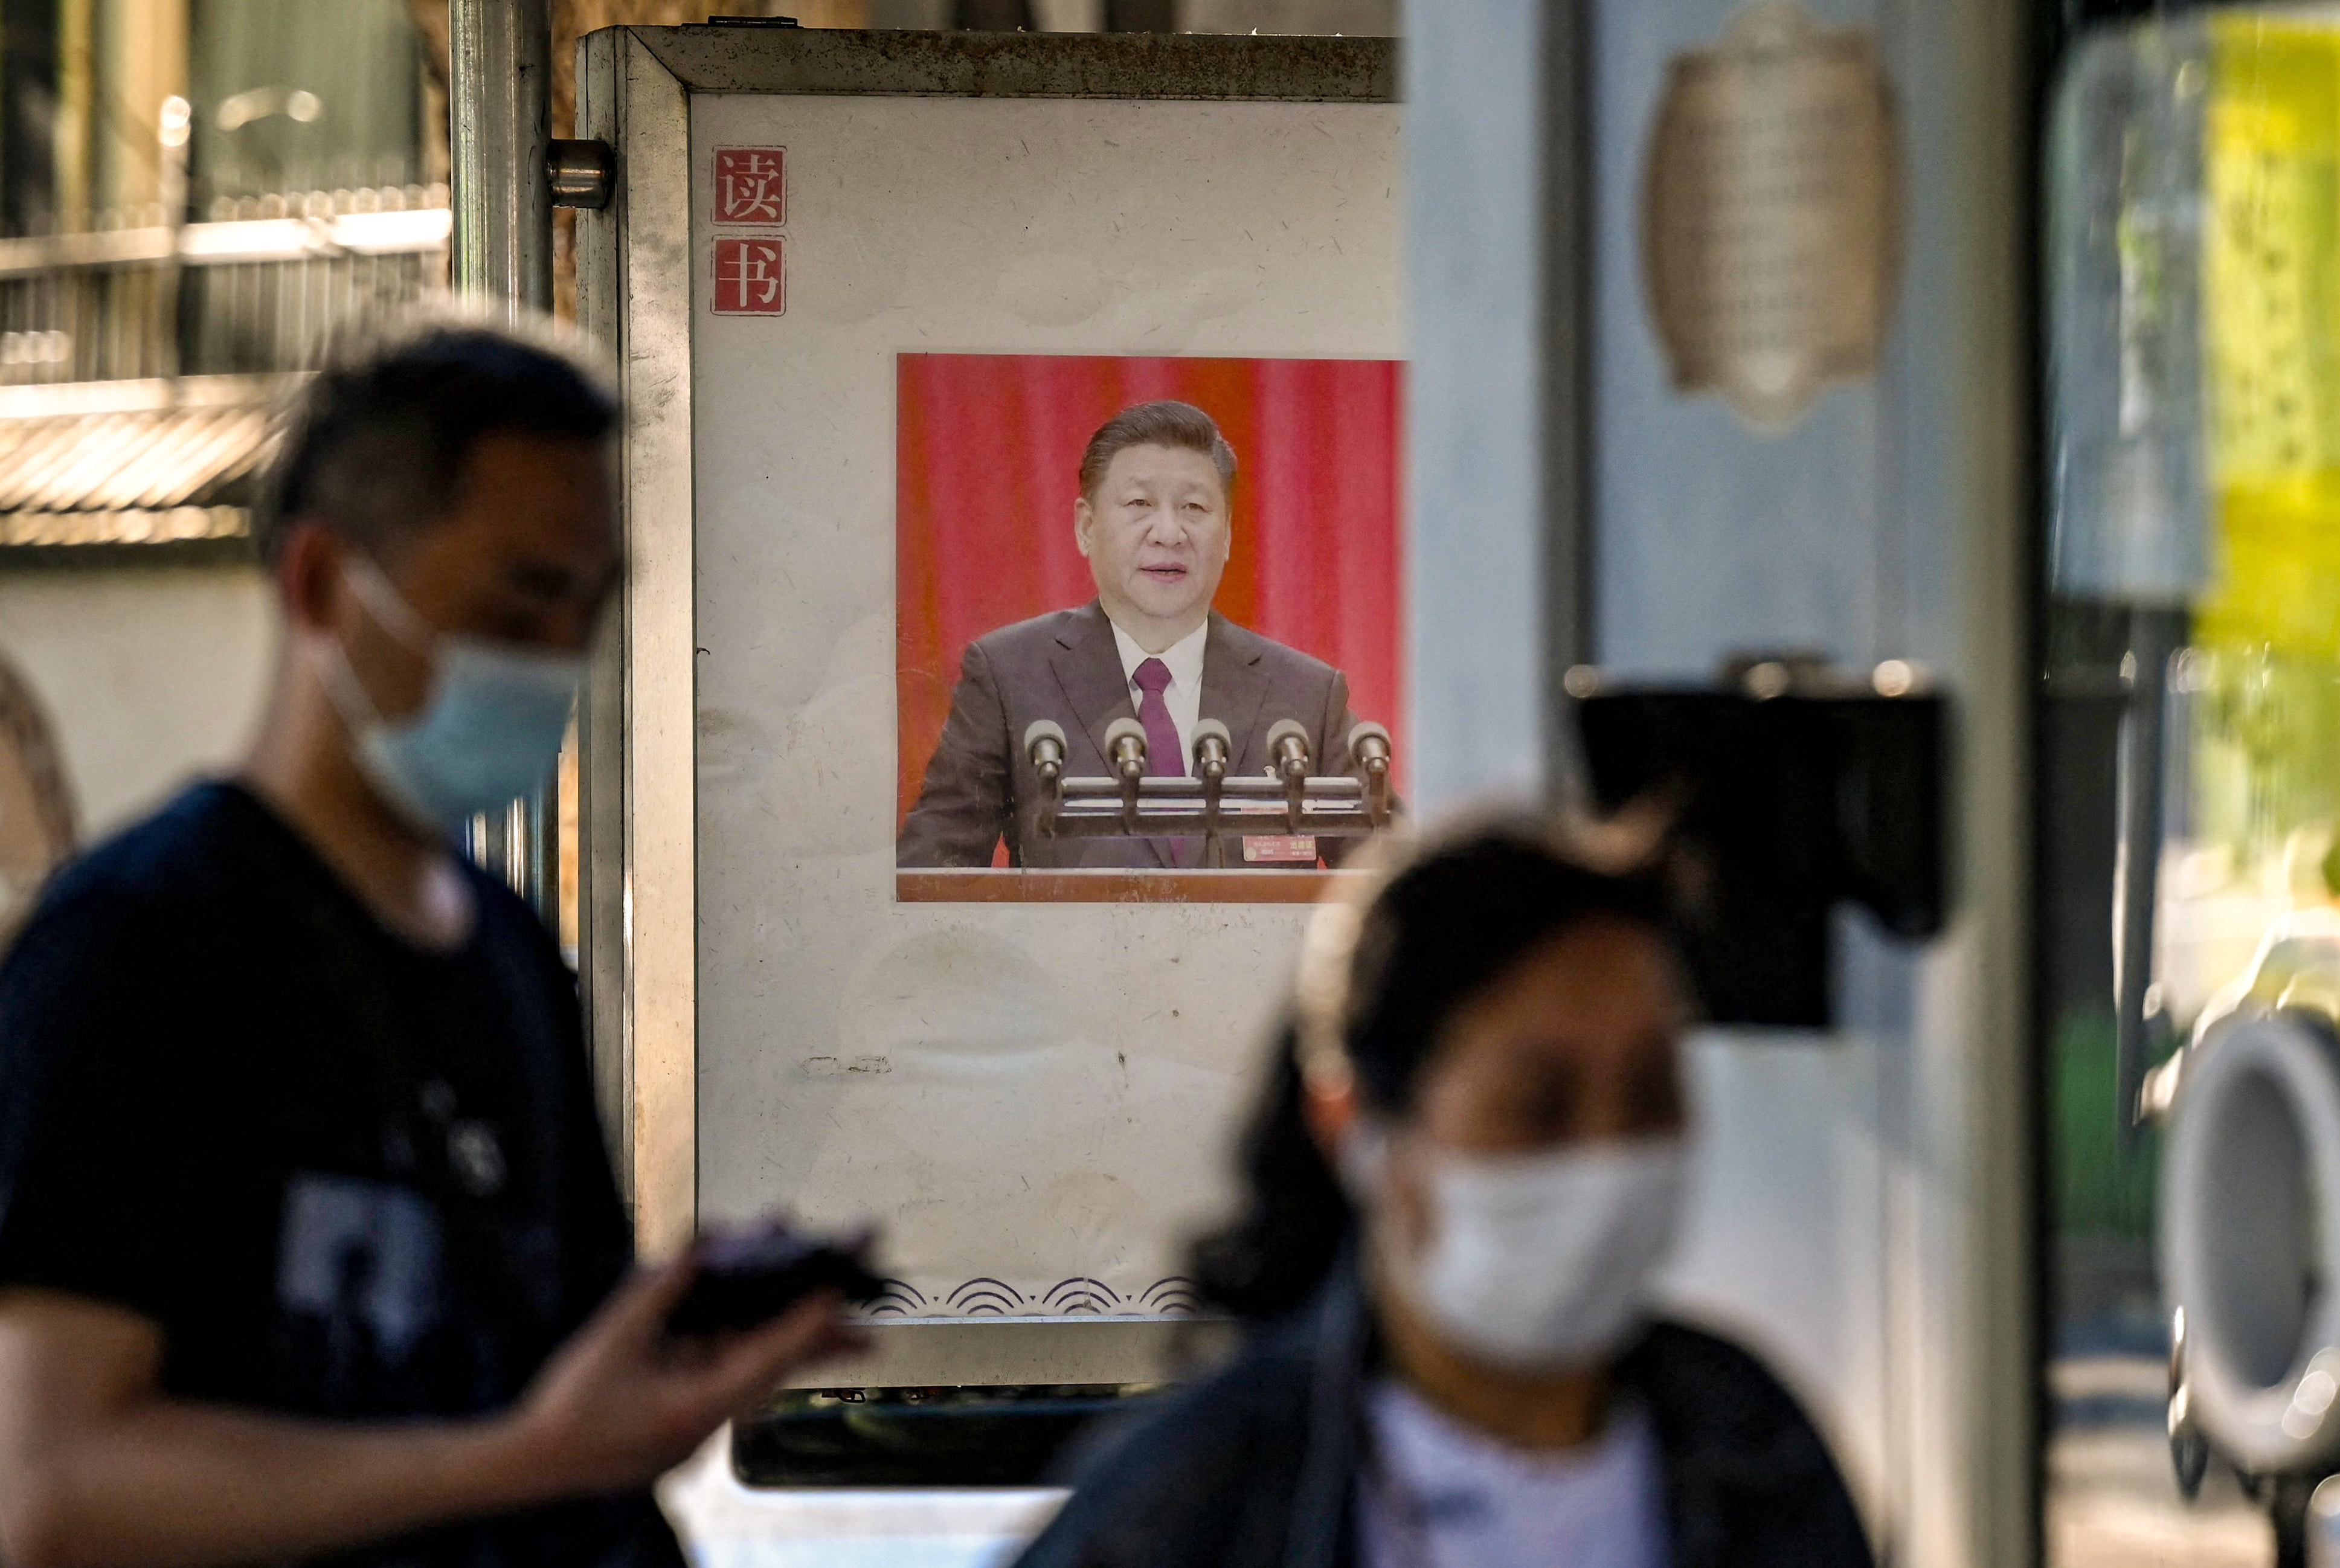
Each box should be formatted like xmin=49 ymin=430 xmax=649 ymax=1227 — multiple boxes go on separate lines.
xmin=1186 ymin=821 xmax=1677 ymax=1321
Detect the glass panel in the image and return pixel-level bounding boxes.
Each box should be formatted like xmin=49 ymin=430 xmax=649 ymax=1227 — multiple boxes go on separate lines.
xmin=2045 ymin=13 xmax=2340 ymax=1563
xmin=187 ymin=0 xmax=422 ymax=210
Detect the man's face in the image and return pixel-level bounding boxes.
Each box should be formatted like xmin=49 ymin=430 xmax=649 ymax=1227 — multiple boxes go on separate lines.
xmin=1074 ymin=443 xmax=1232 ymax=646
xmin=329 ymin=431 xmax=620 ymax=721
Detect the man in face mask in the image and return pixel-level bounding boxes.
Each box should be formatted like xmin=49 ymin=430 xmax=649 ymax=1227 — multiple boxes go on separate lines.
xmin=0 ymin=314 xmax=858 ymax=1568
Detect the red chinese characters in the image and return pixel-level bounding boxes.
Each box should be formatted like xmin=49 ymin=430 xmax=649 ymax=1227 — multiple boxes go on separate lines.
xmin=713 ymin=148 xmax=786 ymax=226
xmin=713 ymin=238 xmax=785 ymax=315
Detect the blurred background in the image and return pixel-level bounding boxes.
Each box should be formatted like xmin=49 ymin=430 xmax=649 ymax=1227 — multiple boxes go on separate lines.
xmin=2041 ymin=8 xmax=2340 ymax=1564
xmin=24 ymin=1 xmax=2340 ymax=1564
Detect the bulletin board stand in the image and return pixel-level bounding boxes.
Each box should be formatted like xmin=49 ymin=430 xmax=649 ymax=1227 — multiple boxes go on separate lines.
xmin=572 ymin=25 xmax=1393 ymax=1390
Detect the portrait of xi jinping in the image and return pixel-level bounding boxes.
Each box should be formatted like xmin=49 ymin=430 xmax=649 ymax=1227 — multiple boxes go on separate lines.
xmin=897 ymin=399 xmax=1379 ymax=870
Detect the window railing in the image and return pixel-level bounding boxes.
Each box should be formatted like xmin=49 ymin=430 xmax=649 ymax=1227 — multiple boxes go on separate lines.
xmin=0 ymin=184 xmax=450 ymax=387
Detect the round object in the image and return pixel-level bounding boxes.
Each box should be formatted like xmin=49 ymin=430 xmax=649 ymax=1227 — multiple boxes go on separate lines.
xmin=2163 ymin=1012 xmax=2340 ymax=1473
xmin=547 ymin=139 xmax=616 ymax=211
xmin=0 ymin=655 xmax=71 ymax=939
xmin=1022 ymin=718 xmax=1066 ymax=766
xmin=2311 ymin=1474 xmax=2340 ymax=1568
xmin=1102 ymin=716 xmax=1148 ymax=758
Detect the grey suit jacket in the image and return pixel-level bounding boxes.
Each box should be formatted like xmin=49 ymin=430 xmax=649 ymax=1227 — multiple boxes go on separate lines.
xmin=898 ymin=601 xmax=1365 ymax=870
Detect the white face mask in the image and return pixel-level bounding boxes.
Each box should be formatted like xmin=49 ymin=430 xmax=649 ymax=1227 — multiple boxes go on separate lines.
xmin=1355 ymin=1131 xmax=1686 ymax=1370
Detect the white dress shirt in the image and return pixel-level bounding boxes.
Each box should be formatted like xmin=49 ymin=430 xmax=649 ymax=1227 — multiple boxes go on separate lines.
xmin=1109 ymin=617 xmax=1208 ymax=774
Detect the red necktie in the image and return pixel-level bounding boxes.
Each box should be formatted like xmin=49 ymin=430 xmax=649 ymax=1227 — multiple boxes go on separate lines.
xmin=1132 ymin=658 xmax=1192 ymax=867
xmin=1132 ymin=658 xmax=1185 ymax=777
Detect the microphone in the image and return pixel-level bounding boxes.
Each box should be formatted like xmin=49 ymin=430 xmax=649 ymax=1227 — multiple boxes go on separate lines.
xmin=1191 ymin=718 xmax=1233 ymax=779
xmin=1024 ymin=719 xmax=1067 ymax=782
xmin=1024 ymin=719 xmax=1069 ymax=840
xmin=1265 ymin=719 xmax=1311 ymax=831
xmin=1190 ymin=718 xmax=1234 ymax=864
xmin=1102 ymin=716 xmax=1149 ymax=780
xmin=1348 ymin=721 xmax=1393 ymax=826
xmin=1265 ymin=719 xmax=1312 ymax=780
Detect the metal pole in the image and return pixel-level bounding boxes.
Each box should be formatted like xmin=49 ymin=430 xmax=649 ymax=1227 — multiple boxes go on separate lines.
xmin=448 ymin=0 xmax=558 ymax=921
xmin=449 ymin=0 xmax=553 ymax=314
xmin=2113 ymin=607 xmax=2185 ymax=1137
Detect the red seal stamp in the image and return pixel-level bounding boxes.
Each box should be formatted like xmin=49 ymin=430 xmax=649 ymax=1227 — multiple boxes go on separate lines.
xmin=713 ymin=237 xmax=785 ymax=315
xmin=713 ymin=147 xmax=785 ymax=226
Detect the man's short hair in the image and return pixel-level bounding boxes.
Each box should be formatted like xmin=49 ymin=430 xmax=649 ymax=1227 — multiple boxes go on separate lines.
xmin=1077 ymin=400 xmax=1238 ymax=502
xmin=254 ymin=309 xmax=620 ymax=565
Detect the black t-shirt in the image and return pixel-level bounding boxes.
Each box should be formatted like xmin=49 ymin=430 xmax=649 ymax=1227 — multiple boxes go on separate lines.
xmin=0 ymin=782 xmax=684 ymax=1568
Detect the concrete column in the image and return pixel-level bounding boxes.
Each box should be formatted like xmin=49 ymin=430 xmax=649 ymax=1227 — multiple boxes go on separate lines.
xmin=1403 ymin=0 xmax=1586 ymax=814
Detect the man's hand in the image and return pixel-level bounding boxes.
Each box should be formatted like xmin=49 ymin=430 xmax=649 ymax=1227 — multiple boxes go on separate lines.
xmin=0 ymin=1274 xmax=863 ymax=1568
xmin=507 ymin=1255 xmax=866 ymax=1497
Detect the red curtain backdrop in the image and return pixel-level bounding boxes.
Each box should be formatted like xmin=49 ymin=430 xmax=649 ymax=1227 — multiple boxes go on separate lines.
xmin=898 ymin=354 xmax=1406 ymax=831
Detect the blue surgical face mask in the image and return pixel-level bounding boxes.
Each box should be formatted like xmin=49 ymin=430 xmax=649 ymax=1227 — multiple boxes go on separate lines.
xmin=317 ymin=557 xmax=583 ymax=834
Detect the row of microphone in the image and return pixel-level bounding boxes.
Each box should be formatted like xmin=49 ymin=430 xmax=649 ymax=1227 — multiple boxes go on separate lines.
xmin=1022 ymin=717 xmax=1393 ymax=784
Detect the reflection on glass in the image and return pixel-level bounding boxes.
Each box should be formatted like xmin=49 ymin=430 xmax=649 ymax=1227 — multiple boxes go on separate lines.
xmin=2047 ymin=13 xmax=2340 ymax=1564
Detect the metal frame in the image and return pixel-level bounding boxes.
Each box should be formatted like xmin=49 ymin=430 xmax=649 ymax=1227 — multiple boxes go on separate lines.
xmin=1042 ymin=775 xmax=1390 ymax=843
xmin=603 ymin=25 xmax=1392 ymax=101
xmin=576 ymin=27 xmax=701 ymax=1259
xmin=572 ymin=25 xmax=1396 ymax=1375
xmin=1544 ymin=0 xmax=1595 ymax=791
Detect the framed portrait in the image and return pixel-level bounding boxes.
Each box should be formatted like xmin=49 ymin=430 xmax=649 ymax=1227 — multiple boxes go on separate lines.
xmin=576 ymin=27 xmax=1398 ymax=1385
xmin=895 ymin=352 xmax=1404 ymax=894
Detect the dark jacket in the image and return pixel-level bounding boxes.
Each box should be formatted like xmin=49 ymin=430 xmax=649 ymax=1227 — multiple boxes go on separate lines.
xmin=1012 ymin=1271 xmax=1874 ymax=1568
xmin=897 ymin=601 xmax=1365 ymax=870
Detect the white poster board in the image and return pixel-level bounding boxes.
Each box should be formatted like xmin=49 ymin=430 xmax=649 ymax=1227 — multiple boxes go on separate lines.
xmin=578 ymin=28 xmax=1398 ymax=1384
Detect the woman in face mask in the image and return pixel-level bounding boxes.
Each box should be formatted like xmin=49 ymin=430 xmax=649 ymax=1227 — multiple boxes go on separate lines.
xmin=1011 ymin=820 xmax=1874 ymax=1568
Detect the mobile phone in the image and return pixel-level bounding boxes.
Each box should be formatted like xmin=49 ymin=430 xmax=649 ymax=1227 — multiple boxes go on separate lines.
xmin=664 ymin=1220 xmax=886 ymax=1338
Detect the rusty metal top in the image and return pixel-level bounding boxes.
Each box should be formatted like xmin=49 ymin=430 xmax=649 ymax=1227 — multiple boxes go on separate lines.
xmin=619 ymin=25 xmax=1396 ymax=103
